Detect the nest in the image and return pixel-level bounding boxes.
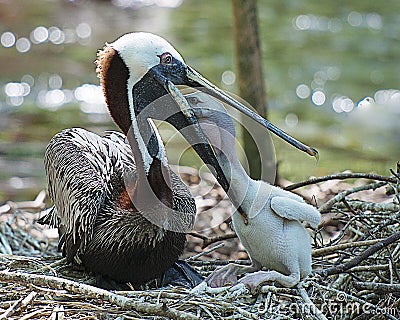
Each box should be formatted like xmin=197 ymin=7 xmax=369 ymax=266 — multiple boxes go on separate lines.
xmin=0 ymin=165 xmax=400 ymax=320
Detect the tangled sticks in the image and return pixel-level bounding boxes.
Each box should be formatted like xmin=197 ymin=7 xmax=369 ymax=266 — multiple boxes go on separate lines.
xmin=0 ymin=167 xmax=399 ymax=319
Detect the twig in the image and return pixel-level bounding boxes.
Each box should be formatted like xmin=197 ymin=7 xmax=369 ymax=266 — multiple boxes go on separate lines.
xmin=187 ymin=232 xmax=208 ymax=242
xmin=259 ymin=285 xmax=297 ymax=295
xmin=188 ymin=232 xmax=238 ymax=249
xmin=0 ymin=297 xmax=24 ymax=319
xmin=203 ymin=233 xmax=237 ymax=247
xmin=317 ymin=231 xmax=400 ymax=277
xmin=187 ymin=243 xmax=225 ymax=261
xmin=0 ymin=271 xmax=198 ymax=320
xmin=312 ymin=239 xmax=383 ymax=257
xmin=0 ymin=291 xmax=37 ymax=319
xmin=49 ymin=305 xmax=65 ymax=320
xmin=284 ymin=173 xmax=396 ymax=191
xmin=297 ymin=283 xmax=328 ymax=320
xmin=0 ymin=190 xmax=46 ymax=214
xmin=307 ymin=281 xmax=400 ymax=320
xmin=329 ymin=215 xmax=361 ymax=245
xmin=36 ymin=257 xmax=67 ymax=274
xmin=119 ymin=290 xmax=186 ymax=300
xmin=390 ymin=162 xmax=400 ymax=180
xmin=346 ymin=264 xmax=388 ymax=273
xmin=334 ymin=200 xmax=400 ymax=212
xmin=341 ymin=198 xmax=358 ymax=215
xmin=188 ymin=293 xmax=258 ymax=319
xmin=19 ymin=309 xmax=46 ymax=320
xmin=353 ymin=282 xmax=400 ymax=292
xmin=189 ymin=259 xmax=251 ymax=266
xmin=318 ymin=181 xmax=387 ymax=213
xmin=21 ymin=291 xmax=37 ymax=308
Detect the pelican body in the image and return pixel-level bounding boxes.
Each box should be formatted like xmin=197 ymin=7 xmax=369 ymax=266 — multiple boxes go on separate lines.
xmin=44 ymin=128 xmax=196 ymax=286
xmin=187 ymin=92 xmax=321 ymax=290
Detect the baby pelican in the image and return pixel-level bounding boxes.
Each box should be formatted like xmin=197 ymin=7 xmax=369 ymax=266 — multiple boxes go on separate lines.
xmin=187 ymin=92 xmax=321 ymax=292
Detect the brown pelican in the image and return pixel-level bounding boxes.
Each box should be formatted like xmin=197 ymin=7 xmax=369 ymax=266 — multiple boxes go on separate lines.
xmin=187 ymin=92 xmax=321 ymax=291
xmin=40 ymin=32 xmax=318 ymax=288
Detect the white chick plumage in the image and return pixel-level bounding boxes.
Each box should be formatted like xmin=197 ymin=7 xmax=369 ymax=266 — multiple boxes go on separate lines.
xmin=187 ymin=92 xmax=321 ymax=291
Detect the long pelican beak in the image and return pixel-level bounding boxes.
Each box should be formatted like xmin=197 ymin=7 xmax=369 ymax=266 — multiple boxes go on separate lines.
xmin=160 ymin=80 xmax=249 ymax=222
xmin=163 ymin=81 xmax=229 ymax=192
xmin=147 ymin=76 xmax=231 ymax=193
xmin=185 ymin=66 xmax=319 ymax=159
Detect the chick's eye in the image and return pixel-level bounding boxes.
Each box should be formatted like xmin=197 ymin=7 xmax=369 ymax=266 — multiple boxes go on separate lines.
xmin=187 ymin=97 xmax=199 ymax=104
xmin=159 ymin=52 xmax=173 ymax=65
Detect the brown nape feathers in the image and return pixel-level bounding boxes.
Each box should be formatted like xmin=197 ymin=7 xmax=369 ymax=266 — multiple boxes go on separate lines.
xmin=95 ymin=44 xmax=131 ymax=134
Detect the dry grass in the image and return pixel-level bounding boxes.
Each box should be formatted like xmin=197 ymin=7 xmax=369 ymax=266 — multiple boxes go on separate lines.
xmin=0 ymin=165 xmax=399 ymax=319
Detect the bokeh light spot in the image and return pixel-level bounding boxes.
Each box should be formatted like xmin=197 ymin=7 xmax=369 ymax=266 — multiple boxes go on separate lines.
xmin=366 ymin=13 xmax=382 ymax=30
xmin=16 ymin=37 xmax=31 ymax=53
xmin=49 ymin=74 xmax=63 ymax=89
xmin=311 ymin=90 xmax=326 ymax=106
xmin=221 ymin=70 xmax=236 ymax=86
xmin=332 ymin=96 xmax=354 ymax=113
xmin=76 ymin=23 xmax=92 ymax=39
xmin=1 ymin=31 xmax=16 ymax=48
xmin=285 ymin=113 xmax=299 ymax=128
xmin=348 ymin=11 xmax=363 ymax=27
xmin=31 ymin=26 xmax=48 ymax=44
xmin=48 ymin=26 xmax=65 ymax=44
xmin=296 ymin=84 xmax=310 ymax=99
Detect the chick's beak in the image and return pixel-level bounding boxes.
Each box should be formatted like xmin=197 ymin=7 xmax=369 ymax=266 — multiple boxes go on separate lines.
xmin=162 ymin=79 xmax=232 ymax=193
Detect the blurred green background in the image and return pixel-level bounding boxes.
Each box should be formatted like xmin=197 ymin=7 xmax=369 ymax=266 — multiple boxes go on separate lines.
xmin=0 ymin=0 xmax=399 ymax=202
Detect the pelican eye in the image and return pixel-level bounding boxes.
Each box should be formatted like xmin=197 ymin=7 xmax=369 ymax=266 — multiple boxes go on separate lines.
xmin=159 ymin=52 xmax=173 ymax=65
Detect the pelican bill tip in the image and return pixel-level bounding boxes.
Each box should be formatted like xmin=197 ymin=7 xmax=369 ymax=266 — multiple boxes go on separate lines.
xmin=308 ymin=147 xmax=319 ymax=160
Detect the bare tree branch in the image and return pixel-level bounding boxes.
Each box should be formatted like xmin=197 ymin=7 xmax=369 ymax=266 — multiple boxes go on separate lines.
xmin=354 ymin=281 xmax=400 ymax=292
xmin=317 ymin=231 xmax=400 ymax=277
xmin=0 ymin=271 xmax=198 ymax=320
xmin=188 ymin=232 xmax=238 ymax=249
xmin=284 ymin=173 xmax=396 ymax=191
xmin=318 ymin=181 xmax=387 ymax=213
xmin=312 ymin=239 xmax=383 ymax=257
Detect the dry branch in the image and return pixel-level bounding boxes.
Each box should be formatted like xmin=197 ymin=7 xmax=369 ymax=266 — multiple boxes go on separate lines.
xmin=317 ymin=231 xmax=400 ymax=277
xmin=354 ymin=282 xmax=400 ymax=292
xmin=188 ymin=232 xmax=237 ymax=248
xmin=284 ymin=173 xmax=396 ymax=191
xmin=0 ymin=291 xmax=37 ymax=319
xmin=346 ymin=264 xmax=388 ymax=273
xmin=298 ymin=284 xmax=327 ymax=320
xmin=1 ymin=168 xmax=399 ymax=319
xmin=187 ymin=243 xmax=225 ymax=261
xmin=334 ymin=200 xmax=400 ymax=212
xmin=312 ymin=239 xmax=383 ymax=257
xmin=0 ymin=190 xmax=46 ymax=214
xmin=318 ymin=181 xmax=388 ymax=213
xmin=0 ymin=271 xmax=198 ymax=320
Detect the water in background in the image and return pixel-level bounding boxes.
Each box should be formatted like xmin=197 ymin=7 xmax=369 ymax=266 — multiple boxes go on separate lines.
xmin=0 ymin=0 xmax=399 ymax=201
